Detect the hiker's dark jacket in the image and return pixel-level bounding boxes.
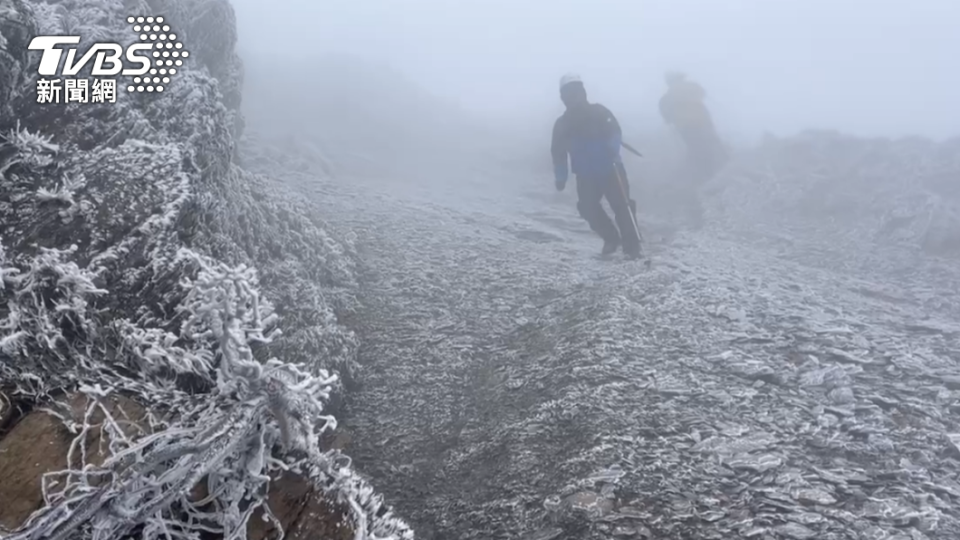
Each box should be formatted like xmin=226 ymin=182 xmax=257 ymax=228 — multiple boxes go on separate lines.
xmin=552 ymin=103 xmax=622 ymax=180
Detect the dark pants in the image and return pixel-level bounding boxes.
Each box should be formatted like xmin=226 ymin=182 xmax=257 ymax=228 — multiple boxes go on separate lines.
xmin=576 ymin=163 xmax=641 ymax=254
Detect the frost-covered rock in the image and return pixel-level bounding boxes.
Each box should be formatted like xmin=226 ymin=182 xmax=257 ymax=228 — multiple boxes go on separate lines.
xmin=292 ymin=161 xmax=960 ymax=540
xmin=0 ymin=1 xmax=411 ymax=538
xmin=704 ymin=130 xmax=960 ymax=258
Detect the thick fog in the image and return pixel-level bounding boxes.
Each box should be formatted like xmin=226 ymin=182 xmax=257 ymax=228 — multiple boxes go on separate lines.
xmin=232 ymin=0 xmax=958 ymax=141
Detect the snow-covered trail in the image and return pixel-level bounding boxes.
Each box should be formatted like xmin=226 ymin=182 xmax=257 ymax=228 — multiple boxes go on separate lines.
xmin=307 ymin=169 xmax=960 ymax=540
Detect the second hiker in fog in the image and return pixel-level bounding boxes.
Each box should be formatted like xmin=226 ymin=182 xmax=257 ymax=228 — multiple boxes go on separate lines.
xmin=659 ymin=71 xmax=729 ymax=228
xmin=551 ymin=74 xmax=642 ymax=260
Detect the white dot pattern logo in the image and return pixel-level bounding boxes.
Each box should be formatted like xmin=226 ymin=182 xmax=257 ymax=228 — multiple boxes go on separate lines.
xmin=125 ymin=15 xmax=188 ymax=93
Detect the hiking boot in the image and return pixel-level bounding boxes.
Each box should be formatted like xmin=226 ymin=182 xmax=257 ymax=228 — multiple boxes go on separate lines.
xmin=624 ymin=249 xmax=642 ymax=261
xmin=601 ymin=238 xmax=621 ymax=256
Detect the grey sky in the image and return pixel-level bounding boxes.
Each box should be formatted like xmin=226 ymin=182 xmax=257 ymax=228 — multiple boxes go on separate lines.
xmin=232 ymin=0 xmax=958 ymax=140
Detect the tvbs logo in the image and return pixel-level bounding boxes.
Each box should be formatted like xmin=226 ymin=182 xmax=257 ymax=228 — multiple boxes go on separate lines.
xmin=29 ymin=36 xmax=152 ymax=77
xmin=28 ymin=16 xmax=190 ymax=103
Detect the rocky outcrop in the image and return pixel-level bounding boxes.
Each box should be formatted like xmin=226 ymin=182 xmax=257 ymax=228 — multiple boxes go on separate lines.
xmin=0 ymin=0 xmax=410 ymax=538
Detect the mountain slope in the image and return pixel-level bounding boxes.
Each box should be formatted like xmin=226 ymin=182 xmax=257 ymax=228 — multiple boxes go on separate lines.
xmin=260 ymin=119 xmax=960 ymax=540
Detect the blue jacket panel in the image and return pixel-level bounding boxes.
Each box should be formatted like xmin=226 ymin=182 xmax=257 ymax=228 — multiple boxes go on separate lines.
xmin=551 ymin=103 xmax=622 ymax=180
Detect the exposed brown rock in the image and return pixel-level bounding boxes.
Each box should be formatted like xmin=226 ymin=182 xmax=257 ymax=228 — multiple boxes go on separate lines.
xmin=0 ymin=392 xmax=149 ymax=529
xmin=248 ymin=470 xmax=353 ymax=540
xmin=0 ymin=399 xmax=70 ymax=529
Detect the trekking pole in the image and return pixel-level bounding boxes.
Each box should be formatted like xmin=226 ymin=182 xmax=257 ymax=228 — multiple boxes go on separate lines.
xmin=621 ymin=141 xmax=643 ymax=158
xmin=613 ymin=164 xmax=644 ymax=251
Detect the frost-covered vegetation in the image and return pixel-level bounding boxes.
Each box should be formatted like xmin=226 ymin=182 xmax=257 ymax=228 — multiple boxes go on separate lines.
xmin=0 ymin=0 xmax=411 ymax=538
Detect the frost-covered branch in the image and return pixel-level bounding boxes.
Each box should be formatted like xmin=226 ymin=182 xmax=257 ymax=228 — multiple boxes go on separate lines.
xmin=1 ymin=121 xmax=58 ymax=173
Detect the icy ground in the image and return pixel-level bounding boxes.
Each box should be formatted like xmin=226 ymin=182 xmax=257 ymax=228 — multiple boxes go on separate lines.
xmin=293 ymin=163 xmax=960 ymax=540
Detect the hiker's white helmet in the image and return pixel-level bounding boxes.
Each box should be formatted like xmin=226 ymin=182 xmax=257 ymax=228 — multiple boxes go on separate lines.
xmin=559 ymin=73 xmax=582 ymax=90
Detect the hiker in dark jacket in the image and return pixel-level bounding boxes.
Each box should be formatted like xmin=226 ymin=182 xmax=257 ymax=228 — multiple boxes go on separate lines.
xmin=552 ymin=74 xmax=641 ymax=259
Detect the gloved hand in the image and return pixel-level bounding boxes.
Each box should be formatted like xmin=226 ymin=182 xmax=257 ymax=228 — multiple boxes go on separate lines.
xmin=554 ymin=163 xmax=568 ymax=191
